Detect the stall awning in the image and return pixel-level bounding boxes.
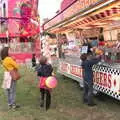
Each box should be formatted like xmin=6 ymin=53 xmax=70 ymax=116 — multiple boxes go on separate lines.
xmin=43 ymin=0 xmax=120 ymax=33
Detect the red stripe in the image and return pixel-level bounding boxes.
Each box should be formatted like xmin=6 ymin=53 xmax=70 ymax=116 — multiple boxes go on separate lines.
xmin=85 ymin=18 xmax=90 ymax=23
xmin=90 ymin=16 xmax=96 ymax=20
xmin=80 ymin=21 xmax=84 ymax=24
xmin=100 ymin=12 xmax=106 ymax=18
xmin=83 ymin=19 xmax=88 ymax=23
xmin=86 ymin=17 xmax=92 ymax=22
xmin=112 ymin=7 xmax=118 ymax=14
xmin=76 ymin=22 xmax=81 ymax=26
xmin=105 ymin=10 xmax=111 ymax=16
xmin=95 ymin=14 xmax=101 ymax=19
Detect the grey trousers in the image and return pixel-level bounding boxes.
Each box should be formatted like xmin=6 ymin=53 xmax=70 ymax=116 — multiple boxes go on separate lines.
xmin=6 ymin=80 xmax=16 ymax=105
xmin=83 ymin=81 xmax=93 ymax=104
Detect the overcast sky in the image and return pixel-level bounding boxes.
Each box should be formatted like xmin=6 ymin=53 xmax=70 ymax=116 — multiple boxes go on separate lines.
xmin=38 ymin=0 xmax=62 ymax=24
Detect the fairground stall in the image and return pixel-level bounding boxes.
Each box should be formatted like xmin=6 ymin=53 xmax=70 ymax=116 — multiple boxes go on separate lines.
xmin=0 ymin=0 xmax=40 ymax=63
xmin=43 ymin=0 xmax=120 ymax=100
xmin=41 ymin=33 xmax=57 ymax=64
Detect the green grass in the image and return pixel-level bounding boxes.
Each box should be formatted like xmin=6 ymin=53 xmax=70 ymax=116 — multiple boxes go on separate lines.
xmin=0 ymin=66 xmax=120 ymax=120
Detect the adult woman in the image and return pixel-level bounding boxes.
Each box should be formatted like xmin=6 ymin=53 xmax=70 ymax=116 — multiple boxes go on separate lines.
xmin=1 ymin=47 xmax=20 ymax=109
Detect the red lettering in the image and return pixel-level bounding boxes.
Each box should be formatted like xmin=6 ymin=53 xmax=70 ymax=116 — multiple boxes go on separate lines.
xmin=96 ymin=72 xmax=100 ymax=84
xmin=70 ymin=66 xmax=83 ymax=78
xmin=93 ymin=71 xmax=112 ymax=89
xmin=103 ymin=73 xmax=107 ymax=87
xmin=93 ymin=71 xmax=100 ymax=84
xmin=61 ymin=63 xmax=68 ymax=73
xmin=79 ymin=68 xmax=83 ymax=78
xmin=71 ymin=66 xmax=76 ymax=75
xmin=108 ymin=74 xmax=112 ymax=88
xmin=100 ymin=72 xmax=103 ymax=85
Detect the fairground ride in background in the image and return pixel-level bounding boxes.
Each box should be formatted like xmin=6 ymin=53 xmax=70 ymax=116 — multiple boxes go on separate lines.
xmin=0 ymin=0 xmax=40 ymax=63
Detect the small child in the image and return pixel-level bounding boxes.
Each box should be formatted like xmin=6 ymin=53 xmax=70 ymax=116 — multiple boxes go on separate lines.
xmin=37 ymin=56 xmax=53 ymax=110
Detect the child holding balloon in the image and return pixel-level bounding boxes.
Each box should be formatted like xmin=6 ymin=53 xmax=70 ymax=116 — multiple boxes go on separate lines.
xmin=37 ymin=56 xmax=54 ymax=110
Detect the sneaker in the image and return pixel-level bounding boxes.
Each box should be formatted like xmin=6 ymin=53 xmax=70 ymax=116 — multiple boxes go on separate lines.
xmin=88 ymin=103 xmax=97 ymax=107
xmin=8 ymin=104 xmax=12 ymax=109
xmin=12 ymin=104 xmax=20 ymax=109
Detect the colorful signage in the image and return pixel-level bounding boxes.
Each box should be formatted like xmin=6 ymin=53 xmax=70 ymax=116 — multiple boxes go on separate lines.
xmin=0 ymin=0 xmax=40 ymax=37
xmin=44 ymin=0 xmax=99 ymax=30
xmin=59 ymin=61 xmax=120 ymax=95
xmin=93 ymin=71 xmax=120 ymax=93
xmin=60 ymin=62 xmax=83 ymax=79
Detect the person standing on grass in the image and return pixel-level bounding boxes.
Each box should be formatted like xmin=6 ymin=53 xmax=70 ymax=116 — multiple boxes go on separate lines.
xmin=32 ymin=53 xmax=36 ymax=67
xmin=37 ymin=56 xmax=53 ymax=111
xmin=1 ymin=47 xmax=20 ymax=109
xmin=80 ymin=53 xmax=101 ymax=107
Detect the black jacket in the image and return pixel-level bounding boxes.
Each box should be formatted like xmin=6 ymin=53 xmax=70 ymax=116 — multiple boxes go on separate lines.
xmin=37 ymin=64 xmax=53 ymax=77
xmin=81 ymin=58 xmax=100 ymax=84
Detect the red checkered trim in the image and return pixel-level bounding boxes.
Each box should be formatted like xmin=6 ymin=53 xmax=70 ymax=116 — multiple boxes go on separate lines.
xmin=50 ymin=5 xmax=120 ymax=33
xmin=68 ymin=5 xmax=120 ymax=29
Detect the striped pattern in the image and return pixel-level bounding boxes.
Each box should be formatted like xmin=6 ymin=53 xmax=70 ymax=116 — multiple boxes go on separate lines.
xmin=70 ymin=6 xmax=120 ymax=28
xmin=52 ymin=5 xmax=120 ymax=33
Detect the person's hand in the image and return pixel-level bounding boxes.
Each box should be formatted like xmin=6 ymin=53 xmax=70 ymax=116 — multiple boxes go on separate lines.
xmin=95 ymin=55 xmax=102 ymax=59
xmin=52 ymin=72 xmax=55 ymax=76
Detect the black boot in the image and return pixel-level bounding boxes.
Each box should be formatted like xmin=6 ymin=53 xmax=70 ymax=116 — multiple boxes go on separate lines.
xmin=88 ymin=103 xmax=97 ymax=107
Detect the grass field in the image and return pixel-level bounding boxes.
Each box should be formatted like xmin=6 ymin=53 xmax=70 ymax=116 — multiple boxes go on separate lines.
xmin=0 ymin=66 xmax=120 ymax=120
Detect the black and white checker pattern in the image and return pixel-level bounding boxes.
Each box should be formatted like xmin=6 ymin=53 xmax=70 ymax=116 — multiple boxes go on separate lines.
xmin=92 ymin=65 xmax=120 ymax=75
xmin=93 ymin=64 xmax=120 ymax=100
xmin=94 ymin=84 xmax=120 ymax=100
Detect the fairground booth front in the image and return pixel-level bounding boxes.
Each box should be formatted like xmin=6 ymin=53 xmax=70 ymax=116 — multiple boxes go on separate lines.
xmin=43 ymin=0 xmax=120 ymax=100
xmin=0 ymin=0 xmax=40 ymax=63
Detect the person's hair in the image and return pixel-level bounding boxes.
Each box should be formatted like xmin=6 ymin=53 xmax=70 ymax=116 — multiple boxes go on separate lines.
xmin=39 ymin=56 xmax=47 ymax=65
xmin=80 ymin=53 xmax=87 ymax=61
xmin=1 ymin=47 xmax=9 ymax=60
xmin=32 ymin=53 xmax=35 ymax=57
